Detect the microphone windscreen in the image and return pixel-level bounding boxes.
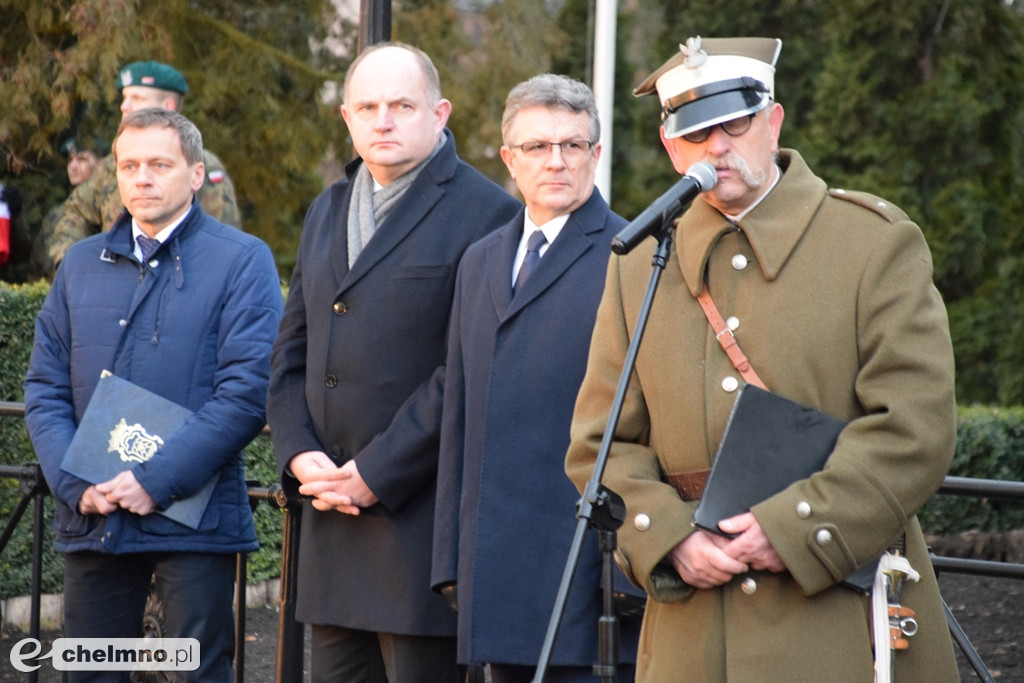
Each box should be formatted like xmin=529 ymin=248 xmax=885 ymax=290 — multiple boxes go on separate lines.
xmin=686 ymin=161 xmax=718 ymax=191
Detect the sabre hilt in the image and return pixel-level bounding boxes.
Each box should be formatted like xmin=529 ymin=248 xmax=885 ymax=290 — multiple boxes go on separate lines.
xmin=882 ymin=550 xmax=919 ymax=660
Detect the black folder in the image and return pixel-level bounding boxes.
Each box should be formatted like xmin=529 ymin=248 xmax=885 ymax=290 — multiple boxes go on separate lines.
xmin=692 ymin=384 xmax=877 ymax=592
xmin=61 ymin=372 xmax=215 ymax=529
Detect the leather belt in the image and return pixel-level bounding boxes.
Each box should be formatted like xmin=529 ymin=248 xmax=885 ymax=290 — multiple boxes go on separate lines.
xmin=664 ymin=469 xmax=711 ymax=501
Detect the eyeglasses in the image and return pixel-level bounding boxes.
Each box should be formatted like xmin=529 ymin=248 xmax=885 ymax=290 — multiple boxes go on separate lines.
xmin=509 ymin=139 xmax=596 ymax=159
xmin=680 ymin=114 xmax=755 ymax=144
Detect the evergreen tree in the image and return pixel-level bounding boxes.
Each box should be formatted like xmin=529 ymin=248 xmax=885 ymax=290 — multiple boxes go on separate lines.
xmin=802 ymin=0 xmax=1024 ymax=403
xmin=1 ymin=0 xmax=353 ymax=273
xmin=616 ymin=0 xmax=1024 ymax=404
xmin=5 ymin=0 xmax=1024 ymax=402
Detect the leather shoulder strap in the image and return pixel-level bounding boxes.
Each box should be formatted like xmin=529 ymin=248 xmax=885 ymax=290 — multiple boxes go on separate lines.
xmin=695 ymin=288 xmax=768 ymax=390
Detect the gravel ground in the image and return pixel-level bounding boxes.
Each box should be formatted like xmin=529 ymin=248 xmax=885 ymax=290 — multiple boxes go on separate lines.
xmin=3 ymin=564 xmax=1020 ymax=682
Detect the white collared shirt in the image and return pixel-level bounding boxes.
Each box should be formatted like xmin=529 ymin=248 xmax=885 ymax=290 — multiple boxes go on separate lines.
xmin=511 ymin=210 xmax=570 ymax=288
xmin=131 ymin=211 xmax=189 ymax=263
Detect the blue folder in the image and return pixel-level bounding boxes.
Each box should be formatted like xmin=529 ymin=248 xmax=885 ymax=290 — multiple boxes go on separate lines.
xmin=60 ymin=372 xmax=215 ymax=529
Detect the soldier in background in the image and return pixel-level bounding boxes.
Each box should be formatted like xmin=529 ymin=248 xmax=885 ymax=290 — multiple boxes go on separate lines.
xmin=33 ymin=136 xmax=110 ymax=277
xmin=62 ymin=136 xmax=107 ymax=188
xmin=46 ymin=61 xmax=240 ymax=269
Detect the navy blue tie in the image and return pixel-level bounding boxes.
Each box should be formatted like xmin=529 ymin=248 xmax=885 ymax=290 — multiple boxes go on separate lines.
xmin=136 ymin=234 xmax=161 ymax=262
xmin=514 ymin=230 xmax=546 ymax=294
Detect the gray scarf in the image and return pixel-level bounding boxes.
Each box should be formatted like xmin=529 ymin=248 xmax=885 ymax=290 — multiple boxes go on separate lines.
xmin=347 ymin=131 xmax=447 ymax=268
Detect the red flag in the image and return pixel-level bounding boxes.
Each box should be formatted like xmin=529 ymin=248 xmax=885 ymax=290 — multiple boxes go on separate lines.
xmin=0 ymin=194 xmax=11 ymax=266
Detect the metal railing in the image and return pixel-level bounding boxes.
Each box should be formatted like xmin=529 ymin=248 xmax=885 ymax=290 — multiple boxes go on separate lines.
xmin=0 ymin=400 xmax=304 ymax=683
xmin=3 ymin=399 xmax=1023 ymax=682
xmin=245 ymin=484 xmax=304 ymax=683
xmin=929 ymin=476 xmax=1024 ymax=683
xmin=0 ymin=463 xmax=305 ymax=683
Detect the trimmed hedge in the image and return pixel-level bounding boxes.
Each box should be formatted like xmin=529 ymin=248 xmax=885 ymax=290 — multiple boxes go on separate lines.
xmin=0 ymin=282 xmax=62 ymax=595
xmin=241 ymin=435 xmax=284 ymax=586
xmin=918 ymin=405 xmax=1024 ymax=534
xmin=2 ymin=282 xmax=1022 ymax=598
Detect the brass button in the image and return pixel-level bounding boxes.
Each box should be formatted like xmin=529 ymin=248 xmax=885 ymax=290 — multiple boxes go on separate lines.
xmin=332 ymin=301 xmax=348 ymax=315
xmin=741 ymin=577 xmax=757 ymax=594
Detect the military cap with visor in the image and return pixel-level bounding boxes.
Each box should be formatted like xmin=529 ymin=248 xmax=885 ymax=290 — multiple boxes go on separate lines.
xmin=634 ymin=36 xmax=782 ymax=140
xmin=117 ymin=61 xmax=189 ymax=95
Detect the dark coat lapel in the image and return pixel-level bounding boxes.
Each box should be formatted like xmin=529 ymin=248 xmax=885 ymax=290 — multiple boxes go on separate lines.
xmin=336 ymin=132 xmax=458 ymax=294
xmin=502 ymin=189 xmax=610 ymax=319
xmin=484 ymin=207 xmax=527 ymax=316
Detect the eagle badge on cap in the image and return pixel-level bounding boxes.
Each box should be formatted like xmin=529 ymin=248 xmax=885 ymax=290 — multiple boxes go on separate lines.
xmin=680 ymin=36 xmax=707 ymax=69
xmin=634 ymin=35 xmax=781 ymax=139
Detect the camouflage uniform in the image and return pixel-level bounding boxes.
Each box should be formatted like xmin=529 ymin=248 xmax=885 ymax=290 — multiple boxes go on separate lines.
xmin=45 ymin=149 xmax=240 ymax=268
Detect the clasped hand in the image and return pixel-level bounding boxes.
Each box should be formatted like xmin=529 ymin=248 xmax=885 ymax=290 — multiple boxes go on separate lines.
xmin=668 ymin=512 xmax=786 ymax=589
xmin=79 ymin=470 xmax=156 ymax=516
xmin=291 ymin=451 xmax=379 ymax=515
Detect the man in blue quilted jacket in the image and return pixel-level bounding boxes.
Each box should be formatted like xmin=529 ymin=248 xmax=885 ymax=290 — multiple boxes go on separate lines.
xmin=24 ymin=108 xmax=283 ymax=682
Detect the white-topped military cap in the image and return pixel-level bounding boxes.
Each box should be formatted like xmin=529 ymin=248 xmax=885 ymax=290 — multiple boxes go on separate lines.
xmin=634 ymin=36 xmax=782 ymax=139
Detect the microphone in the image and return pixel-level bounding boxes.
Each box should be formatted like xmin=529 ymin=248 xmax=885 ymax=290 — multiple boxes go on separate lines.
xmin=610 ymin=161 xmax=718 ymax=255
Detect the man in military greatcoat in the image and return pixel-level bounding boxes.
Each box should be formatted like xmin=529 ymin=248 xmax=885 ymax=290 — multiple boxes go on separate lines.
xmin=566 ymin=35 xmax=960 ymax=683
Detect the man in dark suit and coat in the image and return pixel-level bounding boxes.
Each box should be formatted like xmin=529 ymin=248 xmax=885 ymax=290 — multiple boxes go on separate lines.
xmin=431 ymin=73 xmax=641 ymax=683
xmin=267 ymin=43 xmax=520 ymax=682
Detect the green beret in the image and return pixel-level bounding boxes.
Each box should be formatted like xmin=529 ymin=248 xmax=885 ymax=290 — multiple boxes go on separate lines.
xmin=118 ymin=61 xmax=188 ymax=95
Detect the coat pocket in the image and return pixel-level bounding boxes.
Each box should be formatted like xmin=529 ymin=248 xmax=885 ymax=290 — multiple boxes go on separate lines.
xmin=54 ymin=501 xmax=94 ymax=537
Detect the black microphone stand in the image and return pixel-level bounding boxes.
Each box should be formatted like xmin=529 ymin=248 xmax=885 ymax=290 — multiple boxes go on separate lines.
xmin=533 ymin=210 xmax=682 ymax=682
